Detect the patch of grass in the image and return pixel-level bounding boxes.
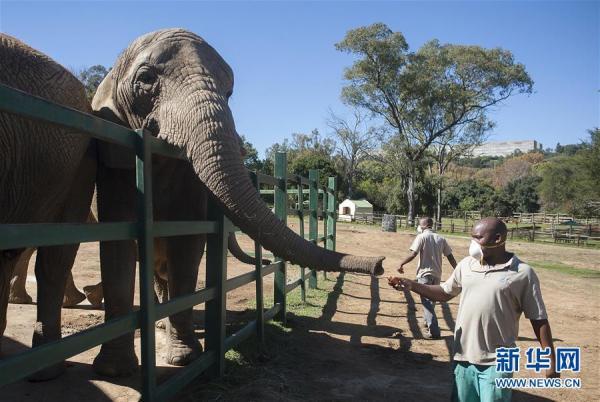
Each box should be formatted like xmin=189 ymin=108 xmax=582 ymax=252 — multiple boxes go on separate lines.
xmin=246 ymin=270 xmax=337 ymax=319
xmin=529 ymin=261 xmax=600 ymax=278
xmin=224 ymin=349 xmax=247 ymax=366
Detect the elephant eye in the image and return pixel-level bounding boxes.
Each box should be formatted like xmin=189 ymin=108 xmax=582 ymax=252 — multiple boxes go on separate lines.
xmin=136 ymin=68 xmax=157 ymax=85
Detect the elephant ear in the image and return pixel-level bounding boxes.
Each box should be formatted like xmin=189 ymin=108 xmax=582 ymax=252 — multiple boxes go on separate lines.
xmin=92 ymin=68 xmax=135 ymax=169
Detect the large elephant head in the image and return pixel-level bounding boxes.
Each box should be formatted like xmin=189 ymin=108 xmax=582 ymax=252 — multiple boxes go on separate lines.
xmin=92 ymin=29 xmax=384 ymax=275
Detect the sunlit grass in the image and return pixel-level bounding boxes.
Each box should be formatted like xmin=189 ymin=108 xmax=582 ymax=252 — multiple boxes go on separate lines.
xmin=529 ymin=260 xmax=600 ymax=278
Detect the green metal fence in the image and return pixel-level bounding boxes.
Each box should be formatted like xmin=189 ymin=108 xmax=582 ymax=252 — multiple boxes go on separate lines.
xmin=0 ymin=83 xmax=337 ymax=400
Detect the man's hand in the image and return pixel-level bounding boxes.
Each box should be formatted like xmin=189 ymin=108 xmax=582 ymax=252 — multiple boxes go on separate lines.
xmin=387 ymin=276 xmax=412 ymax=291
xmin=397 ymin=265 xmax=405 ymax=274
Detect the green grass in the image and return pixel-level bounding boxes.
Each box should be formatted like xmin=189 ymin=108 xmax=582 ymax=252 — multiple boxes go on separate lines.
xmin=249 ymin=271 xmax=336 ymax=319
xmin=529 ymin=261 xmax=600 ymax=278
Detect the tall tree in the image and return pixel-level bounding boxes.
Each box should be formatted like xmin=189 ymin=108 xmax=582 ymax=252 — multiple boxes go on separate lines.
xmin=75 ymin=65 xmax=109 ymax=101
xmin=336 ymin=23 xmax=533 ymax=223
xmin=265 ymin=129 xmax=338 ymax=188
xmin=327 ymin=107 xmax=383 ymax=198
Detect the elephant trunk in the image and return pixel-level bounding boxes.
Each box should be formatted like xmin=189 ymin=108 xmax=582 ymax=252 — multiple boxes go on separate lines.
xmin=227 ymin=232 xmax=271 ymax=266
xmin=167 ymin=95 xmax=384 ymax=275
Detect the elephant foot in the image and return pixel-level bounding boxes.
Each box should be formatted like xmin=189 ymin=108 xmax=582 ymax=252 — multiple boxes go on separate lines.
xmin=166 ymin=334 xmax=201 ymax=366
xmin=62 ymin=290 xmax=86 ymax=308
xmin=8 ymin=292 xmax=33 ymax=304
xmin=93 ymin=347 xmax=138 ymax=377
xmin=27 ymin=362 xmax=65 ymax=382
xmin=83 ymin=284 xmax=103 ymax=307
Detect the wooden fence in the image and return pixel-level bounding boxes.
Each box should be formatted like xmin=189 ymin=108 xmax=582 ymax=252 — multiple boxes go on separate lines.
xmin=348 ymin=212 xmax=600 ymax=248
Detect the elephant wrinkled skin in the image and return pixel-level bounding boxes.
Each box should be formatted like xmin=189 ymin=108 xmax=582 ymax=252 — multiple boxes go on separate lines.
xmin=0 ymin=34 xmax=96 ymax=380
xmin=90 ymin=28 xmax=385 ymax=377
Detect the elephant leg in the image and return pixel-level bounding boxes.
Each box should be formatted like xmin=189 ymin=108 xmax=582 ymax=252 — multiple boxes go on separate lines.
xmin=83 ymin=282 xmax=103 ymax=307
xmin=165 ymin=234 xmax=204 ymax=366
xmin=30 ymin=147 xmax=95 ymax=381
xmin=93 ymin=166 xmax=138 ymax=377
xmin=9 ymin=248 xmax=35 ymax=304
xmin=1 ymin=251 xmax=21 ymax=356
xmin=154 ymin=261 xmax=168 ymax=330
xmin=29 ymin=244 xmax=77 ymax=381
xmin=62 ymin=272 xmax=86 ymax=307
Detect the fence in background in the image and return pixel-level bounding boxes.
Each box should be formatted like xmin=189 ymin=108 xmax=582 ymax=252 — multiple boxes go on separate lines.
xmin=347 ymin=211 xmax=600 ymax=248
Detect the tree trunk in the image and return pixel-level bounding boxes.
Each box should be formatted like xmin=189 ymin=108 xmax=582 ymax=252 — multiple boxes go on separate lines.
xmin=407 ymin=164 xmax=416 ymax=226
xmin=348 ymin=176 xmax=354 ymax=199
xmin=436 ymin=184 xmax=442 ymax=223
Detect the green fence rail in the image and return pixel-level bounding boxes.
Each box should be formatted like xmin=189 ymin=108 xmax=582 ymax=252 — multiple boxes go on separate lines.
xmin=0 ymin=83 xmax=337 ymax=400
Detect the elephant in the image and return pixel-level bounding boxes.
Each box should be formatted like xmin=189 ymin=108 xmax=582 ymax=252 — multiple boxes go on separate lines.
xmin=8 ymin=230 xmax=270 ymax=308
xmin=89 ymin=28 xmax=385 ymax=377
xmin=0 ymin=34 xmax=97 ymax=379
xmin=9 ymin=250 xmax=86 ymax=307
xmin=9 ymin=211 xmax=97 ymax=307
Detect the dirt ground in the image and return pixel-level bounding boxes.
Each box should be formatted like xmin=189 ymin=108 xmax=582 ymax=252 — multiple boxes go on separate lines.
xmin=1 ymin=221 xmax=598 ymax=401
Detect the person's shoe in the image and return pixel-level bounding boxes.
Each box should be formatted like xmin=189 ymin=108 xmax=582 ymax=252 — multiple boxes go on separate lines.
xmin=423 ymin=329 xmax=441 ymax=340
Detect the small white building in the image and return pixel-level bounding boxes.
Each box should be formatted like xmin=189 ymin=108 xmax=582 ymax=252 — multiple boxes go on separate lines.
xmin=338 ymin=199 xmax=373 ymax=222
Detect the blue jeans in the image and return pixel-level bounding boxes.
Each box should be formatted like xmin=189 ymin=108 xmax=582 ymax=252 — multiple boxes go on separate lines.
xmin=417 ymin=275 xmax=440 ymax=337
xmin=452 ymin=361 xmax=513 ymax=402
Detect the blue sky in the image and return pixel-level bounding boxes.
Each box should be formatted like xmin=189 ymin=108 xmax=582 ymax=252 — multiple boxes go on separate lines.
xmin=1 ymin=1 xmax=598 ymax=156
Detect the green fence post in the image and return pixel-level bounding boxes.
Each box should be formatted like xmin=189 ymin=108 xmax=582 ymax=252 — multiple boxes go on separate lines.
xmin=205 ymin=201 xmax=229 ymax=378
xmin=322 ymin=188 xmax=328 ymax=281
xmin=251 ymin=172 xmax=264 ymax=346
xmin=274 ymin=152 xmax=287 ymax=323
xmin=135 ymin=129 xmax=157 ymax=401
xmin=327 ymin=177 xmax=337 ymax=254
xmin=297 ymin=176 xmax=306 ymax=302
xmin=308 ymin=169 xmax=319 ymax=289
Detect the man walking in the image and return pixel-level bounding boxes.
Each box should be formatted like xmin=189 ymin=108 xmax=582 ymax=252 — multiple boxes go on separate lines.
xmin=398 ymin=217 xmax=457 ymax=339
xmin=389 ymin=218 xmax=558 ymax=401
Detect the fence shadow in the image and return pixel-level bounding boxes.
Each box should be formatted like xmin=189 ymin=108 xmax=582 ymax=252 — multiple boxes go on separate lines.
xmin=0 ymin=338 xmax=116 ymax=402
xmin=321 ymin=271 xmax=345 ymax=322
xmin=181 ymin=312 xmax=453 ymax=401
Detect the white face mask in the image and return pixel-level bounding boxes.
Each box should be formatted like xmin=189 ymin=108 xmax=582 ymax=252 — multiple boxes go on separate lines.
xmin=469 ymin=239 xmax=506 ymax=263
xmin=417 ymin=226 xmax=423 ymax=234
xmin=469 ymin=240 xmax=484 ymax=262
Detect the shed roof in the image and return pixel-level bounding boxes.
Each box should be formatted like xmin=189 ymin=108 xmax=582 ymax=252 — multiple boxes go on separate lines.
xmin=348 ymin=199 xmax=373 ymax=208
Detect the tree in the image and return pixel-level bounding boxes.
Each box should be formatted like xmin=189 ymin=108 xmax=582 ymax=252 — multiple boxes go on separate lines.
xmin=75 ymin=65 xmax=109 ymax=101
xmin=443 ymin=179 xmax=495 ymax=213
xmin=240 ymin=135 xmax=263 ymax=171
xmin=265 ymin=129 xmax=338 ymax=188
xmin=538 ymin=128 xmax=600 ymax=215
xmin=431 ymin=118 xmax=490 ymax=222
xmin=502 ymin=176 xmax=541 ymax=213
xmin=336 ymin=23 xmax=533 ymax=224
xmin=490 ymin=152 xmax=543 ymax=188
xmin=327 ymin=107 xmax=383 ymax=198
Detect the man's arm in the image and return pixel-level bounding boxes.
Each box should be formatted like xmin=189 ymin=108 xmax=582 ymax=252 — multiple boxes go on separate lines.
xmin=398 ymin=251 xmax=418 ymax=273
xmin=530 ymin=319 xmax=559 ymax=378
xmin=388 ymin=277 xmax=453 ymax=302
xmin=446 ymin=253 xmax=457 ymax=269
